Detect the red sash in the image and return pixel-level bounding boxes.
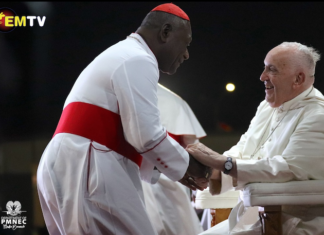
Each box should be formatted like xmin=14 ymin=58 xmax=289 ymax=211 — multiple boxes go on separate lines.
xmin=53 ymin=102 xmax=143 ymax=167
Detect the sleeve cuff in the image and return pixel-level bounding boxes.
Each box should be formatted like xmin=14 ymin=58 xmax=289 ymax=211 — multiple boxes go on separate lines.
xmin=209 ymin=172 xmax=235 ymax=195
xmin=141 ymin=135 xmax=189 ymax=181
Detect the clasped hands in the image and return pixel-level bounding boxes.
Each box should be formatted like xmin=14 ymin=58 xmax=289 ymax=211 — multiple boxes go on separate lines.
xmin=178 ymin=143 xmax=222 ymax=191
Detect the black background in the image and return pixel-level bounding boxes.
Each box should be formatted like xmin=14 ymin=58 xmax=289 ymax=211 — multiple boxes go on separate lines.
xmin=1 ymin=2 xmax=324 ymax=141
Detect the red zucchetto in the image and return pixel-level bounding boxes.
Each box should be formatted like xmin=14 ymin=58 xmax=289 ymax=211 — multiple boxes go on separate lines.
xmin=151 ymin=3 xmax=190 ymax=21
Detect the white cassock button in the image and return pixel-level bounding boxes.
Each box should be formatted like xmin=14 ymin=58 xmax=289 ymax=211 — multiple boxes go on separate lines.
xmin=258 ymin=157 xmax=261 ymax=160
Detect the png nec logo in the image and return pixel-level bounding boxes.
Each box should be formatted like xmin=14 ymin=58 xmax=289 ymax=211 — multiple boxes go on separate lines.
xmin=1 ymin=201 xmax=27 ymax=230
xmin=0 ymin=7 xmax=46 ymax=33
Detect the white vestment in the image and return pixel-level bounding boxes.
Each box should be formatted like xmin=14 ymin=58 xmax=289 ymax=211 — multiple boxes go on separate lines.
xmin=37 ymin=33 xmax=190 ymax=235
xmin=200 ymin=86 xmax=324 ymax=235
xmin=142 ymin=84 xmax=206 ymax=235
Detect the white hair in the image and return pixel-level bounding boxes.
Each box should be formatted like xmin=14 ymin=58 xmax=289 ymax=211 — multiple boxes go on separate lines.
xmin=279 ymin=42 xmax=321 ymax=75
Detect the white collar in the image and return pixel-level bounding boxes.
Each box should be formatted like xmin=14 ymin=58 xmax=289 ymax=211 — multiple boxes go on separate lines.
xmin=127 ymin=33 xmax=158 ymax=65
xmin=278 ymin=86 xmax=313 ymax=111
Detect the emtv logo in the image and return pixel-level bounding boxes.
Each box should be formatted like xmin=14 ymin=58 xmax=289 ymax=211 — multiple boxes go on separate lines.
xmin=0 ymin=7 xmax=46 ymax=33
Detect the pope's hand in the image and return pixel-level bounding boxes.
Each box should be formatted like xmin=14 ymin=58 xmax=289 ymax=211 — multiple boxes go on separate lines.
xmin=186 ymin=143 xmax=238 ymax=180
xmin=186 ymin=143 xmax=221 ymax=169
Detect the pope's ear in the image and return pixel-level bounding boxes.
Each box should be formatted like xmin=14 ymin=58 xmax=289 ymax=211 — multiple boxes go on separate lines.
xmin=294 ymin=72 xmax=306 ymax=86
xmin=159 ymin=23 xmax=172 ymax=43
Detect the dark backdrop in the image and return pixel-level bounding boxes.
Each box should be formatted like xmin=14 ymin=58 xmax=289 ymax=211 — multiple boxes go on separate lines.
xmin=1 ymin=2 xmax=324 ymax=141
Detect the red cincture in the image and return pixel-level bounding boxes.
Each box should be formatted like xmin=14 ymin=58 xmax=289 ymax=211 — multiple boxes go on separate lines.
xmin=53 ymin=102 xmax=143 ymax=167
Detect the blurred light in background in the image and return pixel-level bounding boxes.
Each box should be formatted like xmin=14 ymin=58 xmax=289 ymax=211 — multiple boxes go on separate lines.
xmin=226 ymin=83 xmax=235 ymax=92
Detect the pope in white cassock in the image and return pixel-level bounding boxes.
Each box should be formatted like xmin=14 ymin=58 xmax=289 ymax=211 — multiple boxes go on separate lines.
xmin=142 ymin=84 xmax=206 ymax=235
xmin=187 ymin=42 xmax=324 ymax=235
xmin=36 ymin=3 xmax=210 ymax=235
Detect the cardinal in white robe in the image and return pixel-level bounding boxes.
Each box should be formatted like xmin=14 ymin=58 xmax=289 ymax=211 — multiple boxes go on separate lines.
xmin=37 ymin=3 xmax=209 ymax=235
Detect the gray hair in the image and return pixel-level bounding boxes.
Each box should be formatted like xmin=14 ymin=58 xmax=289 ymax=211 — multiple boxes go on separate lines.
xmin=279 ymin=42 xmax=321 ymax=75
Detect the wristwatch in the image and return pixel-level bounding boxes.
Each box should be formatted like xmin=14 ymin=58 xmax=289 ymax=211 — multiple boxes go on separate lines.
xmin=223 ymin=157 xmax=233 ymax=175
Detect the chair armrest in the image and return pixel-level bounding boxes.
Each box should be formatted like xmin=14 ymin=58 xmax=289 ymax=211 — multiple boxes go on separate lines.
xmin=242 ymin=180 xmax=324 ymax=207
xmin=196 ymin=188 xmax=240 ymax=209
